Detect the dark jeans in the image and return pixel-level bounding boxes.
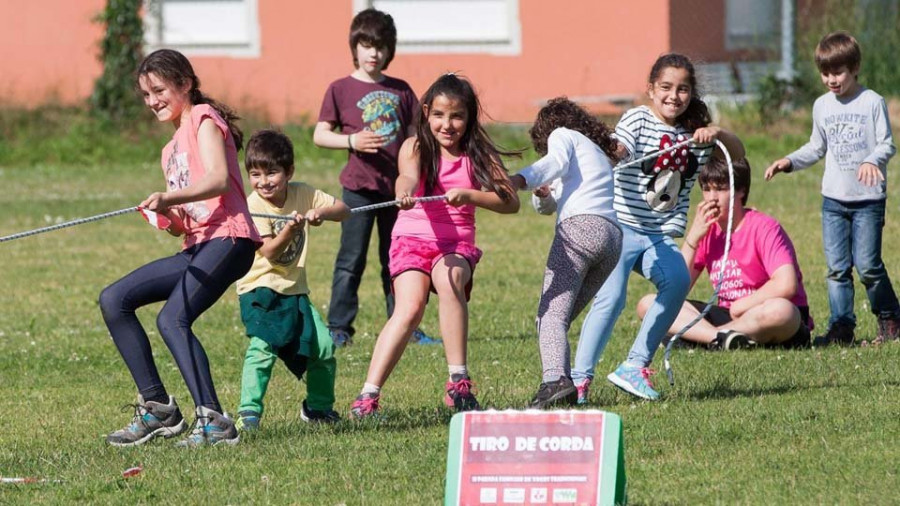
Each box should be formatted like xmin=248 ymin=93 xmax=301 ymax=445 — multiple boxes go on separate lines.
xmin=99 ymin=238 xmax=256 ymax=411
xmin=822 ymin=197 xmax=900 ymax=327
xmin=327 ymin=188 xmax=397 ymax=335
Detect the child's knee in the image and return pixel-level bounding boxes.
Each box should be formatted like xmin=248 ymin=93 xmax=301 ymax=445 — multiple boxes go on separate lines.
xmin=636 ymin=294 xmax=656 ymax=319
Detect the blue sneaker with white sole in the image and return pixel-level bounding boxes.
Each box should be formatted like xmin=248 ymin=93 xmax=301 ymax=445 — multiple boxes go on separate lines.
xmin=607 ymin=362 xmax=660 ymax=401
xmin=175 ymin=406 xmax=240 ymax=447
xmin=411 ymin=328 xmax=441 ymax=345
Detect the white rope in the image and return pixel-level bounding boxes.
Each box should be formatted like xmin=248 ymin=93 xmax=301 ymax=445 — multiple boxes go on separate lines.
xmin=663 ymin=138 xmax=736 ymax=385
xmin=614 ymin=137 xmax=695 ymax=170
xmin=250 ymin=195 xmax=449 ymax=223
xmin=350 ymin=194 xmax=447 ymax=214
xmin=0 ymin=207 xmax=139 ymax=243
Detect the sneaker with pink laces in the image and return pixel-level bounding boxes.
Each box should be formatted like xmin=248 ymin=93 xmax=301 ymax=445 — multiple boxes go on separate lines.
xmin=444 ymin=377 xmax=480 ymax=411
xmin=607 ymin=362 xmax=660 ymax=400
xmin=575 ymin=377 xmax=592 ymax=405
xmin=349 ymin=393 xmax=380 ymax=420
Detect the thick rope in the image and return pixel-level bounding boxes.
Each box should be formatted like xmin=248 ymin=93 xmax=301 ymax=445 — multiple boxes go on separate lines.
xmin=251 ymin=195 xmax=448 ymax=222
xmin=350 ymin=194 xmax=447 ymax=214
xmin=663 ymin=138 xmax=736 ymax=385
xmin=0 ymin=207 xmax=139 ymax=244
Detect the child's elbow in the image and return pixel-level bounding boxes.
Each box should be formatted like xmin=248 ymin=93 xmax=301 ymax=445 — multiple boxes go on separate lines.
xmin=500 ymin=195 xmax=521 ymax=214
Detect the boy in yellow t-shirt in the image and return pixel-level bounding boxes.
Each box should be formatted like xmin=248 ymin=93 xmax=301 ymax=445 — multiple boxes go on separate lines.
xmin=235 ymin=129 xmax=350 ymax=430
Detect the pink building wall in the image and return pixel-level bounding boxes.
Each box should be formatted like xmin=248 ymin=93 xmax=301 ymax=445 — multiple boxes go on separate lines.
xmin=0 ymin=1 xmax=674 ymax=123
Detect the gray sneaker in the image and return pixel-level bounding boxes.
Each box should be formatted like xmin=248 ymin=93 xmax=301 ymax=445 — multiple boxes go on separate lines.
xmin=106 ymin=395 xmax=187 ymax=447
xmin=175 ymin=406 xmax=240 ymax=447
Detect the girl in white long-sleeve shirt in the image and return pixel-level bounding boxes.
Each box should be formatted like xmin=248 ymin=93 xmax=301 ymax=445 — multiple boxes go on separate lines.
xmin=510 ymin=97 xmax=623 ymax=409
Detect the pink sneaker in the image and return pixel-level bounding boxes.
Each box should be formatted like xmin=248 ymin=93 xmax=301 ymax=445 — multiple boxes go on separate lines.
xmin=575 ymin=378 xmax=592 ymax=405
xmin=349 ymin=393 xmax=380 ymax=419
xmin=444 ymin=378 xmax=480 ymax=411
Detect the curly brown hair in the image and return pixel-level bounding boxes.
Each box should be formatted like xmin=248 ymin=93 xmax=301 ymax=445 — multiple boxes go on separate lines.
xmin=529 ymin=97 xmax=619 ymax=160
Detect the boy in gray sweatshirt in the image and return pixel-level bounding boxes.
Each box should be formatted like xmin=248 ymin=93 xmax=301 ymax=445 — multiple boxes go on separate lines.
xmin=766 ymin=31 xmax=899 ymax=346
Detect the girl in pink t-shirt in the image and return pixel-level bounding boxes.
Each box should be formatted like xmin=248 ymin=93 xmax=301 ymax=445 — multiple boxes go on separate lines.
xmin=99 ymin=50 xmax=261 ymax=448
xmin=350 ymin=74 xmax=520 ymax=419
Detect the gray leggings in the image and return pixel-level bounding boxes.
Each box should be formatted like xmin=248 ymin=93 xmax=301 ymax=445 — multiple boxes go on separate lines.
xmin=537 ymin=214 xmax=622 ymax=382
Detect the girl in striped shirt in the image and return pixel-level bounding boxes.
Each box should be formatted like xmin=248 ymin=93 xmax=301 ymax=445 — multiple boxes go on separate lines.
xmin=572 ymin=53 xmax=744 ymax=402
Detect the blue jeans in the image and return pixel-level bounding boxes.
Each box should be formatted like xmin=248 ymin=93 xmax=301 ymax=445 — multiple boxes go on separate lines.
xmin=572 ymin=226 xmax=690 ymax=380
xmin=822 ymin=197 xmax=899 ymax=327
xmin=327 ymin=188 xmax=397 ymax=335
xmin=99 ymin=238 xmax=256 ymax=412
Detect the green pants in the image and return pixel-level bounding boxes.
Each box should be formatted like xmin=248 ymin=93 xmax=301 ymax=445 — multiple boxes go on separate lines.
xmin=238 ymin=301 xmax=336 ymax=416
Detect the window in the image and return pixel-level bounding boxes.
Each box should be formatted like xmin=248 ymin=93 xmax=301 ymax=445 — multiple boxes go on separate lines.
xmin=725 ymin=0 xmax=778 ymax=51
xmin=144 ymin=0 xmax=260 ymax=57
xmin=354 ymin=0 xmax=521 ymax=55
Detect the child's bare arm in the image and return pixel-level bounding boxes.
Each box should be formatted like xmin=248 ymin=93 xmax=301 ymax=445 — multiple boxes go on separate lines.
xmin=305 ymin=200 xmax=351 ymax=226
xmin=313 ymin=121 xmax=386 ymax=154
xmin=395 ymin=138 xmax=420 ymax=209
xmin=257 ymin=215 xmax=304 ymax=260
xmin=729 ymin=264 xmax=798 ymax=319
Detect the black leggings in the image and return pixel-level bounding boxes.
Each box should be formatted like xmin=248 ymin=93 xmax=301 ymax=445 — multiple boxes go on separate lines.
xmin=100 ymin=238 xmax=255 ymax=412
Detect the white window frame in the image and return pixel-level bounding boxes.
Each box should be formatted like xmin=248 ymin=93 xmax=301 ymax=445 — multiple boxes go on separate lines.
xmin=724 ymin=0 xmax=779 ymax=51
xmin=143 ymin=0 xmax=260 ymax=58
xmin=353 ymin=0 xmax=521 ymax=55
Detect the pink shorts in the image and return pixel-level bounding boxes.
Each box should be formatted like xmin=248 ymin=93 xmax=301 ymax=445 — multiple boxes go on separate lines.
xmin=389 ymin=236 xmax=483 ymax=299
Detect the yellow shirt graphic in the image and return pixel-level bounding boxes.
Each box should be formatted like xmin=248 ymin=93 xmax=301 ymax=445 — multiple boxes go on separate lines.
xmin=236 ymin=182 xmax=336 ymax=296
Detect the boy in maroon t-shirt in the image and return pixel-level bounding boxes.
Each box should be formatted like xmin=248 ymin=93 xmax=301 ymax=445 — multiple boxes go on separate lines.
xmin=313 ymin=8 xmax=435 ymax=347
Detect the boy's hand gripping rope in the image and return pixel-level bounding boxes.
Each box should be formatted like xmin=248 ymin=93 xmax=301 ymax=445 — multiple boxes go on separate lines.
xmin=250 ymin=195 xmax=448 ymax=221
xmin=0 ymin=207 xmax=140 ymax=243
xmin=663 ymin=139 xmax=736 ymax=386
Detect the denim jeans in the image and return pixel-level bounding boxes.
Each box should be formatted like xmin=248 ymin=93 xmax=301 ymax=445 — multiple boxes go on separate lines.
xmin=327 ymin=188 xmax=397 ymax=335
xmin=572 ymin=226 xmax=690 ymax=380
xmin=822 ymin=197 xmax=900 ymax=327
xmin=99 ymin=237 xmax=256 ymax=411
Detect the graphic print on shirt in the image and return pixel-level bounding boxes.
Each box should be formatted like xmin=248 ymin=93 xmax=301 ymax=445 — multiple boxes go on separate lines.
xmin=272 ymin=219 xmax=305 ymax=266
xmin=709 ymin=257 xmax=752 ymax=303
xmin=357 ymin=90 xmax=402 ymax=147
xmin=823 ymin=113 xmax=869 ymax=171
xmin=164 ymin=140 xmax=211 ymax=221
xmin=641 ymin=134 xmax=698 ymax=212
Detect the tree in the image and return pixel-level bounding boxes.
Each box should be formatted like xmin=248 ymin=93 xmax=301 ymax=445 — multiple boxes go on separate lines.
xmin=90 ymin=0 xmax=145 ymax=121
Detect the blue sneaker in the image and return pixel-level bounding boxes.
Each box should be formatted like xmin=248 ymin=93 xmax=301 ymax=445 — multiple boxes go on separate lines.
xmin=411 ymin=328 xmax=441 ymax=345
xmin=330 ymin=329 xmax=353 ymax=348
xmin=236 ymin=410 xmax=260 ymax=432
xmin=607 ymin=362 xmax=660 ymax=401
xmin=106 ymin=395 xmax=187 ymax=447
xmin=175 ymin=406 xmax=240 ymax=447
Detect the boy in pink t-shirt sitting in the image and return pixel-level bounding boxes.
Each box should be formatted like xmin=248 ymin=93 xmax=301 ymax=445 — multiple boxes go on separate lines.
xmin=637 ymin=157 xmax=813 ymax=350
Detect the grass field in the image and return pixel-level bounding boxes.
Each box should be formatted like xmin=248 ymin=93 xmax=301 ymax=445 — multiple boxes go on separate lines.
xmin=1 ymin=111 xmax=899 ymax=504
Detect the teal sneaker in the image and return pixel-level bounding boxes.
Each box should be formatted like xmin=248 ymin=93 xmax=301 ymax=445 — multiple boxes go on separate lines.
xmin=607 ymin=362 xmax=660 ymax=401
xmin=106 ymin=395 xmax=187 ymax=447
xmin=411 ymin=328 xmax=441 ymax=345
xmin=236 ymin=410 xmax=260 ymax=432
xmin=175 ymin=406 xmax=240 ymax=447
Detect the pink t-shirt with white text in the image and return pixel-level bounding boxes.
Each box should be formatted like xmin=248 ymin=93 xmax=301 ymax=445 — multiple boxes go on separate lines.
xmin=391 ymin=154 xmax=478 ymax=244
xmin=693 ymin=209 xmax=811 ymax=323
xmin=160 ymin=104 xmax=261 ymax=250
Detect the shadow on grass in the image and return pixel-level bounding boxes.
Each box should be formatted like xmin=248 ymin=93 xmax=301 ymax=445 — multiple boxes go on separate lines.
xmin=682 ymin=376 xmax=900 ymax=402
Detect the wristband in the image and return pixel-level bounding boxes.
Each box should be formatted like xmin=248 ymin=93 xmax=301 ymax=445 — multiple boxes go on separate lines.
xmin=348 ymin=133 xmax=355 ymax=151
xmin=685 ymin=239 xmax=698 ymax=249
